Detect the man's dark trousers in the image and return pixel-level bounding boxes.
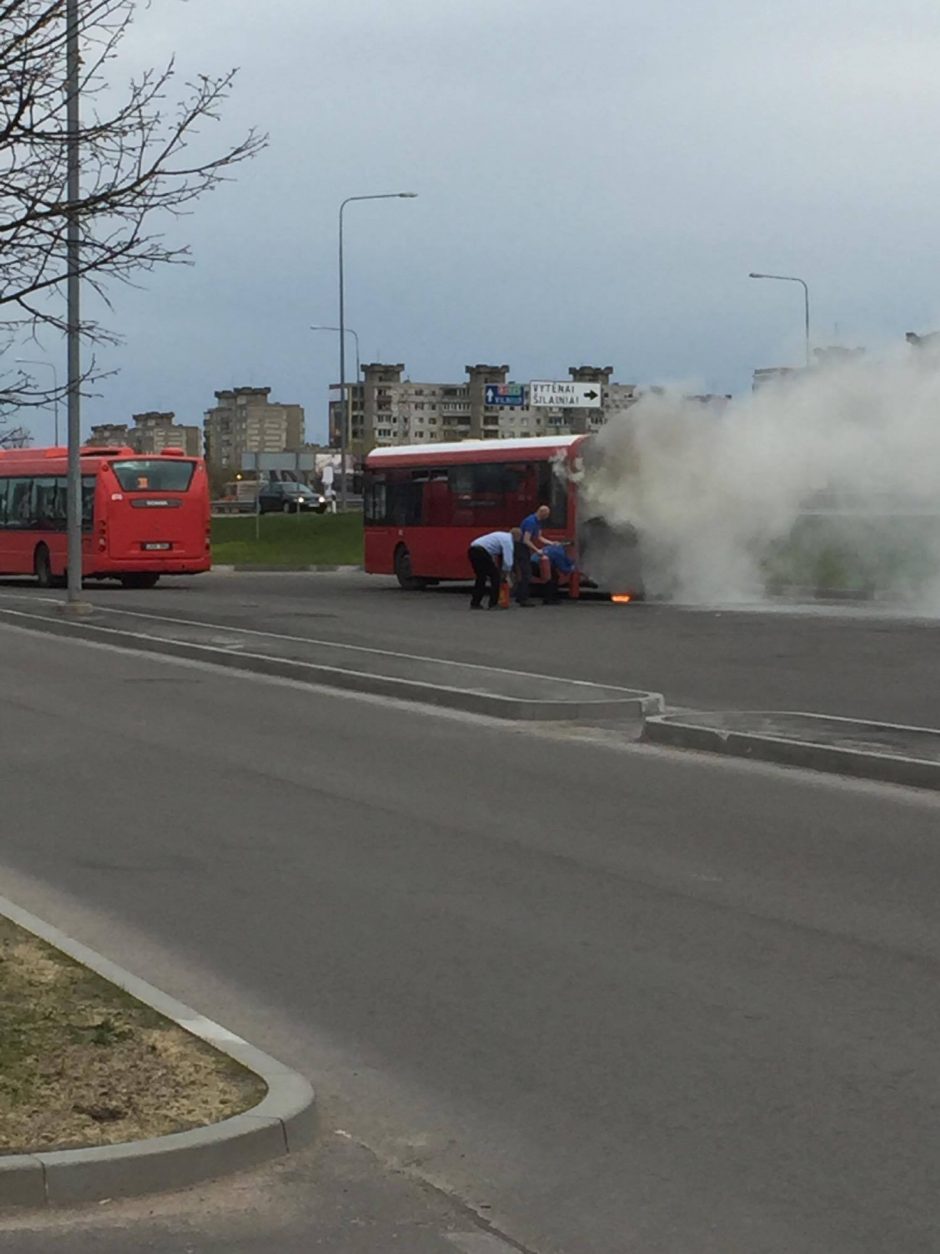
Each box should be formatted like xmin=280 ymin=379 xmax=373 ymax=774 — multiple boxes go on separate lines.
xmin=468 ymin=545 xmax=500 ymax=607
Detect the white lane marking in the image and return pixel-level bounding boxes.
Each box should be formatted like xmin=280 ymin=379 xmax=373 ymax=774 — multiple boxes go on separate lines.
xmin=2 ymin=616 xmax=939 ymax=810
xmin=0 ymin=608 xmax=560 ymax=706
xmin=448 ymin=1234 xmax=521 ymax=1254
xmin=0 ymin=596 xmax=627 ymax=691
xmin=0 ymin=617 xmax=520 ymax=728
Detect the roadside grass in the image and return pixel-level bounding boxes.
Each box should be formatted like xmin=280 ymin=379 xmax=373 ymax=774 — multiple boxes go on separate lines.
xmin=763 ymin=515 xmax=940 ymax=597
xmin=211 ymin=511 xmax=363 ymax=567
xmin=0 ymin=917 xmax=265 ymax=1154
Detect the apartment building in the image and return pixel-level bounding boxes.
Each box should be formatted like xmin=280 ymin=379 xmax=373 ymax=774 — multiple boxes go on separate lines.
xmin=203 ymin=387 xmax=305 ymax=471
xmin=329 ymin=364 xmax=639 ymax=449
xmin=86 ymin=411 xmax=200 ymax=456
xmin=86 ymin=422 xmax=131 ymax=447
xmin=130 ymin=411 xmax=201 ymax=456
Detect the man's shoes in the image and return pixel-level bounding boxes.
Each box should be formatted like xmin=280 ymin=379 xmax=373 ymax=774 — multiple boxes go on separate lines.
xmin=516 ymin=599 xmax=537 ymax=607
xmin=469 ymin=602 xmax=484 ymax=610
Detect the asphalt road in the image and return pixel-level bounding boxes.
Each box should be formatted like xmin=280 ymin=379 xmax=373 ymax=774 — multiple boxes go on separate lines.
xmin=3 ymin=570 xmax=937 ymax=725
xmin=1 ymin=623 xmax=939 ymax=1253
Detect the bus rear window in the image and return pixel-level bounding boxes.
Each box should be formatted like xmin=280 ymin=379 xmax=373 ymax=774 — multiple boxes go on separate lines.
xmin=111 ymin=459 xmax=195 ymax=492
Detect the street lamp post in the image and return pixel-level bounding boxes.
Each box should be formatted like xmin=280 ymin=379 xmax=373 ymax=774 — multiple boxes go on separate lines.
xmin=338 ymin=193 xmax=416 ymax=509
xmin=15 ymin=359 xmax=60 ymax=445
xmin=749 ymin=272 xmax=811 ymax=367
xmin=65 ymin=0 xmax=86 ymax=610
xmin=311 ymin=325 xmax=360 ymax=383
xmin=311 ymin=325 xmax=360 ymax=447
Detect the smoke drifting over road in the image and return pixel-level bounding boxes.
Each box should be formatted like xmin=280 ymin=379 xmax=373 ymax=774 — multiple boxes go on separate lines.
xmin=577 ymin=349 xmax=940 ymax=606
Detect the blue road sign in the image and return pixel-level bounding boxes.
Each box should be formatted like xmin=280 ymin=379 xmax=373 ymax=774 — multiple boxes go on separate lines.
xmin=485 ymin=384 xmax=525 ymax=407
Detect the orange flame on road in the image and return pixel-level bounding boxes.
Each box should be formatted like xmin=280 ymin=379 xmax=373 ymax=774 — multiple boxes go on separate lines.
xmin=611 ymin=594 xmax=633 ymax=604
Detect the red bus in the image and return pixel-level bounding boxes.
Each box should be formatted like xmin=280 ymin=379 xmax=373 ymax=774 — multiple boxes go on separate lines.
xmin=363 ymin=435 xmax=642 ymax=598
xmin=0 ymin=445 xmax=211 ymax=588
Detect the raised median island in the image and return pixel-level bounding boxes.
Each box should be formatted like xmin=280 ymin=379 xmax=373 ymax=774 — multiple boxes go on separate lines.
xmin=0 ymin=916 xmax=264 ymax=1159
xmin=645 ymin=709 xmax=940 ymax=790
xmin=0 ymin=597 xmax=664 ymax=722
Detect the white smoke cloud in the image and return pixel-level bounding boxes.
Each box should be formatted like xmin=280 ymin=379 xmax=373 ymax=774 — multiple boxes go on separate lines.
xmin=578 ymin=346 xmax=940 ymax=604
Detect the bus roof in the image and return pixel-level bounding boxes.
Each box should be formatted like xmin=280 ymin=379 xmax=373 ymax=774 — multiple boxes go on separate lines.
xmin=0 ymin=446 xmax=198 ymax=473
xmin=366 ymin=435 xmax=584 ymax=466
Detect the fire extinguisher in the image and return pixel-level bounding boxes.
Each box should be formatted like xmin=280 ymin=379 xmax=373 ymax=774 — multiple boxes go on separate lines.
xmin=498 ymin=580 xmax=511 ymax=609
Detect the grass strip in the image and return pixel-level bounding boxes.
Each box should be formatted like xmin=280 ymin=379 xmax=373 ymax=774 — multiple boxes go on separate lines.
xmin=0 ymin=917 xmax=265 ymax=1155
xmin=211 ymin=512 xmax=363 ymax=567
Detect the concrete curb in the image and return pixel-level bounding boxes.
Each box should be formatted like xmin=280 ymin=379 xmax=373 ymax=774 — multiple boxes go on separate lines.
xmin=0 ymin=607 xmax=662 ymax=722
xmin=644 ymin=712 xmax=940 ymax=790
xmin=0 ymin=895 xmax=316 ymax=1211
xmin=210 ymin=564 xmax=362 ymax=574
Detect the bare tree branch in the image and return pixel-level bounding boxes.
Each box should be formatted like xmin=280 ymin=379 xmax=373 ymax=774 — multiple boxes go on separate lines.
xmin=0 ymin=0 xmax=267 ymax=433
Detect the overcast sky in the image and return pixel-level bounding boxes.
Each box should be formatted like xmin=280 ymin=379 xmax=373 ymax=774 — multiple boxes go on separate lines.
xmin=23 ymin=0 xmax=940 ymax=444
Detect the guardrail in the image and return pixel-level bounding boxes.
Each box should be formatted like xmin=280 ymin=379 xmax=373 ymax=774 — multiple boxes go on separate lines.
xmin=211 ymin=500 xmax=256 ymax=515
xmin=211 ymin=499 xmax=362 ymax=516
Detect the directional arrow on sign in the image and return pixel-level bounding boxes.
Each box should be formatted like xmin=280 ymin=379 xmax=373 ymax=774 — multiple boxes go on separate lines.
xmin=583 ymin=390 xmax=599 ymax=401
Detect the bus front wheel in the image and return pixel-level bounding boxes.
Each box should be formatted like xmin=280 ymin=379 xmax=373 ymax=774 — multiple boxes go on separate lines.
xmin=120 ymin=573 xmax=160 ymax=589
xmin=394 ymin=545 xmax=423 ymax=591
xmin=34 ymin=545 xmax=53 ymax=589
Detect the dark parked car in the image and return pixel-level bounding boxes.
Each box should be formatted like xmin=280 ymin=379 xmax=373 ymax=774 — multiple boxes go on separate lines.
xmin=257 ymin=481 xmax=328 ymax=515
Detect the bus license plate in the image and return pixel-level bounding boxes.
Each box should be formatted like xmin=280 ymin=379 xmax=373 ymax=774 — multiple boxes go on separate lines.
xmin=143 ymin=542 xmax=171 ymax=551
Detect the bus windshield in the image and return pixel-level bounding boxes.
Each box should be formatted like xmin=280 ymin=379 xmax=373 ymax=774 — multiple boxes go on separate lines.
xmin=111 ymin=459 xmax=195 ymax=492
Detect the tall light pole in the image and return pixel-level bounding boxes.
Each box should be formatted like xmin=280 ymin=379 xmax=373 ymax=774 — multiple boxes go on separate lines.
xmin=338 ymin=193 xmax=416 ymax=509
xmin=15 ymin=359 xmax=60 ymax=445
xmin=749 ymin=272 xmax=811 ymax=368
xmin=311 ymin=325 xmax=360 ymax=446
xmin=65 ymin=0 xmax=86 ymax=611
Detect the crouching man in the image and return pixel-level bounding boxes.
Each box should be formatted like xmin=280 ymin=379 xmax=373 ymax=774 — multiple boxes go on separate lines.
xmin=468 ymin=527 xmax=522 ymax=609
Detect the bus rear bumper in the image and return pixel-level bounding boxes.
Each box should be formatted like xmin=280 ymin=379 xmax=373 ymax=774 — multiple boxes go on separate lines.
xmin=86 ymin=560 xmax=212 ymax=578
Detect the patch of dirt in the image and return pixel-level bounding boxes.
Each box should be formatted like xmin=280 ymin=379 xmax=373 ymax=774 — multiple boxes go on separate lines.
xmin=0 ymin=917 xmax=266 ymax=1155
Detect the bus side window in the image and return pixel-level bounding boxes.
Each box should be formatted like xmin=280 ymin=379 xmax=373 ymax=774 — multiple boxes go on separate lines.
xmin=503 ymin=463 xmax=535 ymax=523
xmin=386 ymin=470 xmax=423 ymax=526
xmin=537 ymin=463 xmax=569 ymax=528
xmin=364 ymin=474 xmax=388 ymax=523
xmin=8 ymin=478 xmax=34 ymax=529
xmin=34 ymin=478 xmax=60 ymax=531
xmin=423 ymin=470 xmax=450 ymax=526
xmin=54 ymin=478 xmax=69 ymax=530
xmin=447 ymin=464 xmax=511 ymax=526
xmin=46 ymin=476 xmax=95 ymax=531
xmin=82 ymin=477 xmax=95 ymax=530
xmin=0 ymin=479 xmax=7 ymax=528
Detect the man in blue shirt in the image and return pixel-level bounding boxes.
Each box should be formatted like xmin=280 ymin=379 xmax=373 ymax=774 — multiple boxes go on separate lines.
xmin=541 ymin=542 xmax=576 ymax=604
xmin=514 ymin=504 xmax=550 ymax=606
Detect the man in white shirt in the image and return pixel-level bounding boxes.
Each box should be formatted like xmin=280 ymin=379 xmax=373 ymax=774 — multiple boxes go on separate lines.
xmin=468 ymin=528 xmax=522 ymax=609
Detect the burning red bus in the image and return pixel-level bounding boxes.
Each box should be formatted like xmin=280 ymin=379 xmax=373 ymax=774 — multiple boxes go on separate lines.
xmin=363 ymin=435 xmax=642 ymax=598
xmin=0 ymin=445 xmax=211 ymax=588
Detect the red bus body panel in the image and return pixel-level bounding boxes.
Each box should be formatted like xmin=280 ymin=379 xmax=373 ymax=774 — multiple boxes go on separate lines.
xmin=363 ymin=436 xmax=587 ymax=588
xmin=0 ymin=445 xmax=211 ymax=579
